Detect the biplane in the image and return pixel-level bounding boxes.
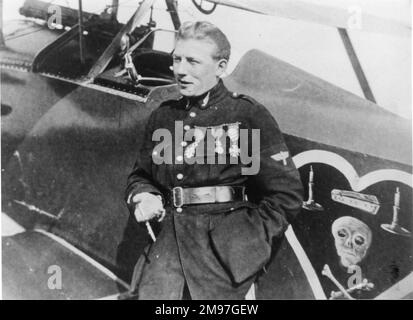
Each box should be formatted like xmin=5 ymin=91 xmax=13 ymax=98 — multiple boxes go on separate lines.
xmin=1 ymin=0 xmax=412 ymax=299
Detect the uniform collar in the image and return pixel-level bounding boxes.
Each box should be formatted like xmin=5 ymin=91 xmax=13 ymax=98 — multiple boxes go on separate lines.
xmin=182 ymin=79 xmax=228 ymax=110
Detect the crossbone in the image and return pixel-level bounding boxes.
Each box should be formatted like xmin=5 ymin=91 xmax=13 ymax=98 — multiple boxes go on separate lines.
xmin=321 ymin=264 xmax=355 ymax=300
xmin=330 ymin=279 xmax=374 ymax=299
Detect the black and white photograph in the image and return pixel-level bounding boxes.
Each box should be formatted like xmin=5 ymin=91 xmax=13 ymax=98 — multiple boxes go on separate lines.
xmin=1 ymin=0 xmax=412 ymax=302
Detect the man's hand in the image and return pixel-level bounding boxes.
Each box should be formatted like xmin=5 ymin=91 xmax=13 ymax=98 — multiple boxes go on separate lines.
xmin=130 ymin=192 xmax=166 ymax=223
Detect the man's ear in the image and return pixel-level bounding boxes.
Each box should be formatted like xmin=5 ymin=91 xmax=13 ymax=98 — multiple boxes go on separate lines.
xmin=216 ymin=58 xmax=228 ymax=77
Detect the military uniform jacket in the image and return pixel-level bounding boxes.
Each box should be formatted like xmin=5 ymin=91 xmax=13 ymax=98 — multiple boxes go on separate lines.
xmin=125 ymin=80 xmax=303 ymax=299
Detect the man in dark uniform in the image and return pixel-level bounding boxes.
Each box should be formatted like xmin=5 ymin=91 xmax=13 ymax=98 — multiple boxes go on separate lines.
xmin=125 ymin=21 xmax=303 ymax=299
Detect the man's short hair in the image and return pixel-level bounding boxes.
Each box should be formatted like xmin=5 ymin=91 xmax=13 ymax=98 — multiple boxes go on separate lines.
xmin=176 ymin=21 xmax=231 ymax=61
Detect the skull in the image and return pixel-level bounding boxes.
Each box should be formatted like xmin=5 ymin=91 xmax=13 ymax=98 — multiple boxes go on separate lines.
xmin=331 ymin=216 xmax=372 ymax=268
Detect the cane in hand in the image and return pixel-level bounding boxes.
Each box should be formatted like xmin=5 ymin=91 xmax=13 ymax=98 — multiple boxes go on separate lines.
xmin=135 ymin=202 xmax=165 ymax=242
xmin=145 ymin=221 xmax=156 ymax=242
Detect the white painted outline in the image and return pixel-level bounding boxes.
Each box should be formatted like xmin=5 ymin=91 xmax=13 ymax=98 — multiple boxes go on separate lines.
xmin=34 ymin=229 xmax=130 ymax=293
xmin=2 ymin=212 xmax=26 ymax=236
xmin=96 ymin=293 xmax=122 ymax=300
xmin=245 ymin=283 xmax=256 ymax=300
xmin=375 ymin=272 xmax=413 ymax=299
xmin=284 ymin=149 xmax=413 ymax=300
xmin=285 ymin=226 xmax=327 ymax=299
xmin=293 ymin=150 xmax=412 ymax=190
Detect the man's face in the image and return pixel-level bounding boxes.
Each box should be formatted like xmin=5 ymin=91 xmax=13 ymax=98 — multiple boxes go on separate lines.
xmin=172 ymin=38 xmax=227 ymax=96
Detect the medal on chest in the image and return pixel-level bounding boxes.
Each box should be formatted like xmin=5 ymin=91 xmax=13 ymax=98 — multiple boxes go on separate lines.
xmin=184 ymin=122 xmax=241 ymax=159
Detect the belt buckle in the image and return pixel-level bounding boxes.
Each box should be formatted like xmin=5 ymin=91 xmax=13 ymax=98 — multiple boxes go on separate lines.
xmin=172 ymin=187 xmax=184 ymax=208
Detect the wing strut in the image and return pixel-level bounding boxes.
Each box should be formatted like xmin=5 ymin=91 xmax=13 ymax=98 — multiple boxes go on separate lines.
xmin=165 ymin=0 xmax=181 ymax=30
xmin=78 ymin=0 xmax=85 ymax=65
xmin=338 ymin=28 xmax=376 ymax=103
xmin=0 ymin=0 xmax=4 ymax=46
xmin=87 ymin=0 xmax=156 ymax=79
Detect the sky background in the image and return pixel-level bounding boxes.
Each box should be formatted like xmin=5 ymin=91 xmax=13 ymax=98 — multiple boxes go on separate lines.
xmin=2 ymin=0 xmax=411 ymax=119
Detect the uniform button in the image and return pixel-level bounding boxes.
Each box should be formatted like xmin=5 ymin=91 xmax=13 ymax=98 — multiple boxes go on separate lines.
xmin=177 ymin=173 xmax=184 ymax=180
xmin=176 ymin=207 xmax=183 ymax=213
xmin=189 ymin=112 xmax=196 ymax=118
xmin=181 ymin=141 xmax=188 ymax=147
xmin=184 ymin=125 xmax=190 ymax=131
xmin=176 ymin=155 xmax=183 ymax=162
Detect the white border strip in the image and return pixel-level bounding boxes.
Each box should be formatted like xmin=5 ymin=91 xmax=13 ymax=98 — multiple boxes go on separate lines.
xmin=34 ymin=229 xmax=130 ymax=292
xmin=96 ymin=293 xmax=122 ymax=300
xmin=285 ymin=226 xmax=327 ymax=299
xmin=245 ymin=283 xmax=256 ymax=300
xmin=375 ymin=272 xmax=413 ymax=299
xmin=2 ymin=212 xmax=26 ymax=236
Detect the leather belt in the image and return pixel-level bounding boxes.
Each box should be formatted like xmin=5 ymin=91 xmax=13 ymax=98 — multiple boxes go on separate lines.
xmin=170 ymin=186 xmax=246 ymax=208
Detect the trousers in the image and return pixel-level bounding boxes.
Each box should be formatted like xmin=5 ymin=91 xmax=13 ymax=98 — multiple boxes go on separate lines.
xmin=131 ymin=209 xmax=257 ymax=300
